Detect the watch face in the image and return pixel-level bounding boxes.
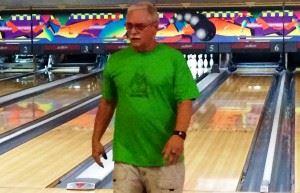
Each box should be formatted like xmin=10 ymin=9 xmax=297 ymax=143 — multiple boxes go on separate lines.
xmin=173 ymin=131 xmax=186 ymax=140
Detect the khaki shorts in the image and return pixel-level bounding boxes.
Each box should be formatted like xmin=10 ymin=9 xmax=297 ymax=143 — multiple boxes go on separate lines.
xmin=113 ymin=162 xmax=185 ymax=193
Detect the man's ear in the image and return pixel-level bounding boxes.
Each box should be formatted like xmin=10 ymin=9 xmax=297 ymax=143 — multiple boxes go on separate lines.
xmin=154 ymin=21 xmax=159 ymax=30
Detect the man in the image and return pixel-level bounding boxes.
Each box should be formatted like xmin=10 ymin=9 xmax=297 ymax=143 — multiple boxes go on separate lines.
xmin=92 ymin=1 xmax=200 ymax=193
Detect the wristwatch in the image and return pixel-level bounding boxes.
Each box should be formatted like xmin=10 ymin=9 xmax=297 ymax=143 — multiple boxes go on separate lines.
xmin=173 ymin=130 xmax=186 ymax=140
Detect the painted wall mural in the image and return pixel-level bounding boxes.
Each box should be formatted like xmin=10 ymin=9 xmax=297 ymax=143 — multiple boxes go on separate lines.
xmin=0 ymin=9 xmax=299 ymax=44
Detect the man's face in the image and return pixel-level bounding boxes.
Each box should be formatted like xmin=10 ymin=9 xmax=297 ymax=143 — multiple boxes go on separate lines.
xmin=126 ymin=9 xmax=158 ymax=51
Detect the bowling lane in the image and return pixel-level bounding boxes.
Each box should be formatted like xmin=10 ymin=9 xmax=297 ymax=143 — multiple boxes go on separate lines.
xmin=0 ymin=188 xmax=113 ymax=193
xmin=295 ymin=73 xmax=300 ymax=192
xmin=0 ymin=188 xmax=252 ymax=193
xmin=0 ymin=75 xmax=100 ymax=135
xmin=0 ymin=107 xmax=113 ymax=188
xmin=184 ymin=75 xmax=273 ymax=192
xmin=0 ymin=72 xmax=74 ymax=97
xmin=0 ymin=72 xmax=25 ymax=80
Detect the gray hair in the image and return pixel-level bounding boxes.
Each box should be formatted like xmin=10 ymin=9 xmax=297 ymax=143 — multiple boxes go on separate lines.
xmin=127 ymin=1 xmax=159 ymax=23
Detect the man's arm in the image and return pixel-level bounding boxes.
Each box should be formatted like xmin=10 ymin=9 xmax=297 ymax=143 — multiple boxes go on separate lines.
xmin=174 ymin=100 xmax=193 ymax=133
xmin=92 ymin=99 xmax=116 ymax=166
xmin=162 ymin=100 xmax=193 ymax=165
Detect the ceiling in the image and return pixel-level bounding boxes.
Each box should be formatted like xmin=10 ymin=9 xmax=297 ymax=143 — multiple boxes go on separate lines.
xmin=0 ymin=0 xmax=299 ymax=10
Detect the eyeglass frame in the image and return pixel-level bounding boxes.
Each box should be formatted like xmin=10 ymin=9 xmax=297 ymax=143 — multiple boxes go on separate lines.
xmin=125 ymin=21 xmax=157 ymax=31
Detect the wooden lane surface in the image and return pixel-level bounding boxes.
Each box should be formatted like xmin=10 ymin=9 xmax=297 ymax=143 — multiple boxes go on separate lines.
xmin=0 ymin=187 xmax=259 ymax=193
xmin=0 ymin=73 xmax=23 ymax=80
xmin=295 ymin=73 xmax=300 ymax=192
xmin=184 ymin=75 xmax=273 ymax=192
xmin=0 ymin=76 xmax=34 ymax=96
xmin=0 ymin=75 xmax=100 ymax=135
xmin=0 ymin=107 xmax=113 ymax=188
xmin=0 ymin=73 xmax=70 ymax=97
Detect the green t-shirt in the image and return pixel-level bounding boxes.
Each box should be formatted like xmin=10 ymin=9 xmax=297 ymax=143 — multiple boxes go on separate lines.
xmin=102 ymin=44 xmax=200 ymax=167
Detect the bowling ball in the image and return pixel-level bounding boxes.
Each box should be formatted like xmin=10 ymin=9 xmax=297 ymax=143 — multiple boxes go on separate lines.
xmin=175 ymin=12 xmax=216 ymax=41
xmin=228 ymin=64 xmax=237 ymax=72
xmin=191 ymin=14 xmax=207 ymax=26
xmin=193 ymin=20 xmax=216 ymax=41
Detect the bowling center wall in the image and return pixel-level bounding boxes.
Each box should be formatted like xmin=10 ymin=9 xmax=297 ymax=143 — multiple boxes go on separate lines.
xmin=0 ymin=7 xmax=300 ymax=65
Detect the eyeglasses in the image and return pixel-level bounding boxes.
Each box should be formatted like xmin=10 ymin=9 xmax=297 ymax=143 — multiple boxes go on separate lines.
xmin=125 ymin=21 xmax=156 ymax=31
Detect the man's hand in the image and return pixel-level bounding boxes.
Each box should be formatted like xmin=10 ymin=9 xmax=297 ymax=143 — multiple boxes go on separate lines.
xmin=162 ymin=135 xmax=184 ymax=165
xmin=92 ymin=140 xmax=107 ymax=167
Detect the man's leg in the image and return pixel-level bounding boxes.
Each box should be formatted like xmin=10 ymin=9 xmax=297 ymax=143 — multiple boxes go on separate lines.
xmin=142 ymin=161 xmax=185 ymax=193
xmin=113 ymin=162 xmax=144 ymax=193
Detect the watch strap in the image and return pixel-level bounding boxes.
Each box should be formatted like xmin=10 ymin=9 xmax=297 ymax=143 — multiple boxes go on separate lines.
xmin=173 ymin=130 xmax=186 ymax=140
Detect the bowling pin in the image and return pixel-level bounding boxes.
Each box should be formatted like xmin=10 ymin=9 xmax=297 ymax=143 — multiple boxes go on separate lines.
xmin=187 ymin=54 xmax=193 ymax=70
xmin=209 ymin=54 xmax=214 ymax=71
xmin=204 ymin=54 xmax=208 ymax=68
xmin=191 ymin=54 xmax=198 ymax=79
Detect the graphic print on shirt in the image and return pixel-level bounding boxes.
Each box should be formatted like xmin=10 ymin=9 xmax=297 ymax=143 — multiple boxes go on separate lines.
xmin=129 ymin=70 xmax=148 ymax=98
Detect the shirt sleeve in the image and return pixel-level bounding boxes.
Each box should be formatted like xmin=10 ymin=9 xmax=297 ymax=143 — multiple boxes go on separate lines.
xmin=102 ymin=56 xmax=117 ymax=101
xmin=173 ymin=51 xmax=200 ymax=102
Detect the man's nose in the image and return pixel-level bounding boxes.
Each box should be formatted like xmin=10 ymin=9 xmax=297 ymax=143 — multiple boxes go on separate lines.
xmin=130 ymin=27 xmax=138 ymax=33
